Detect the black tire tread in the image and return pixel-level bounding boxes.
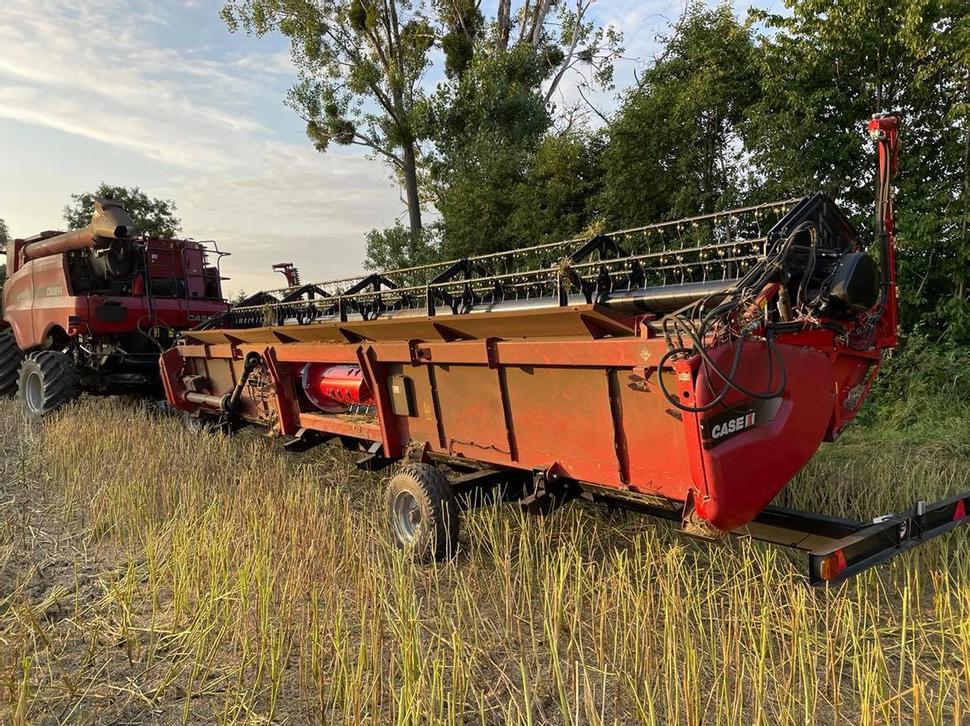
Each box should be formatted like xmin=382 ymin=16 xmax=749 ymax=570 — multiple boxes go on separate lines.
xmin=17 ymin=350 xmax=80 ymax=417
xmin=386 ymin=463 xmax=460 ymax=562
xmin=0 ymin=330 xmax=23 ymax=397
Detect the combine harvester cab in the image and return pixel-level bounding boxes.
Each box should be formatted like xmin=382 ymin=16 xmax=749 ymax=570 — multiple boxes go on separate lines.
xmin=162 ymin=115 xmax=970 ymax=584
xmin=0 ymin=199 xmax=229 ymax=416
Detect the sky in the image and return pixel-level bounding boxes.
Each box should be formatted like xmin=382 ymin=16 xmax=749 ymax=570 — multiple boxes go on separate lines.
xmin=0 ymin=0 xmax=769 ymax=296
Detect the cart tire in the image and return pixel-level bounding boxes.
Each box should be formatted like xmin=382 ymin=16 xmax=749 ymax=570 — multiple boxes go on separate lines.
xmin=385 ymin=463 xmax=460 ymax=562
xmin=17 ymin=351 xmax=80 ymax=418
xmin=0 ymin=330 xmax=23 ymax=397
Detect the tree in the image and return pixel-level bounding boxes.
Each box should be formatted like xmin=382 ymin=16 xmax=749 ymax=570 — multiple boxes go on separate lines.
xmin=432 ymin=124 xmax=603 ymax=259
xmin=597 ymin=4 xmax=760 ymax=228
xmin=231 ymin=289 xmax=252 ymax=305
xmin=377 ymin=3 xmax=618 ymax=263
xmin=364 ymin=223 xmax=439 ymax=270
xmin=222 ymin=0 xmax=436 ymax=250
xmin=0 ymin=217 xmax=8 ymax=280
xmin=441 ymin=0 xmax=622 ymax=111
xmin=506 ymin=132 xmax=603 ymax=246
xmin=64 ymin=183 xmax=181 ymax=238
xmin=225 ymin=0 xmax=621 ymax=268
xmin=747 ymin=0 xmax=970 ymax=339
xmin=421 ymin=46 xmax=553 ymax=258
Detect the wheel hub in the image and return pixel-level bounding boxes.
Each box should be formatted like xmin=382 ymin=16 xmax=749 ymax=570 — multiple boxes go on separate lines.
xmin=391 ymin=490 xmax=422 ymax=545
xmin=24 ymin=371 xmax=44 ymax=414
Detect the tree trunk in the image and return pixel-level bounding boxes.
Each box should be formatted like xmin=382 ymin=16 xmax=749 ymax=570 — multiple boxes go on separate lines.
xmin=402 ymin=140 xmax=423 ymax=255
xmin=529 ymin=0 xmax=553 ymax=45
xmin=496 ymin=0 xmax=511 ymax=50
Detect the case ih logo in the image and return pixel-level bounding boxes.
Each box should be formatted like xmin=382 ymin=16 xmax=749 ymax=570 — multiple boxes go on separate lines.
xmin=711 ymin=411 xmax=757 ymax=440
xmin=700 ymin=397 xmax=782 ymax=449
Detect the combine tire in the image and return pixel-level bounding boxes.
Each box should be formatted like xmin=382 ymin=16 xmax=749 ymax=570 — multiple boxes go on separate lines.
xmin=0 ymin=331 xmax=23 ymax=397
xmin=385 ymin=463 xmax=460 ymax=562
xmin=17 ymin=351 xmax=80 ymax=418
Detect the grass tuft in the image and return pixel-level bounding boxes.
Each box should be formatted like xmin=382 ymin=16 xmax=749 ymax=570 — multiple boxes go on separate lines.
xmin=0 ymin=396 xmax=968 ymax=723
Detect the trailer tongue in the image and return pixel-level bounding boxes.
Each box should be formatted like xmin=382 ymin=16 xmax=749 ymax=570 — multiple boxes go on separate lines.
xmin=162 ymin=114 xmax=969 ymax=584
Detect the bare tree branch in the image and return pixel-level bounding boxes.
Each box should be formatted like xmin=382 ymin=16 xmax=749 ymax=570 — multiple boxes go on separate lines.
xmin=543 ymin=0 xmax=590 ymax=104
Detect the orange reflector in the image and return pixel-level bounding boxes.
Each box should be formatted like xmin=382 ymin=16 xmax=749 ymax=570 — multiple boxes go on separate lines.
xmin=954 ymin=499 xmax=966 ymax=521
xmin=819 ymin=549 xmax=847 ymax=581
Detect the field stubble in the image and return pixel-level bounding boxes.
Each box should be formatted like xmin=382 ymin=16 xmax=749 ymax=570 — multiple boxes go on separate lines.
xmin=0 ymin=398 xmax=968 ymax=724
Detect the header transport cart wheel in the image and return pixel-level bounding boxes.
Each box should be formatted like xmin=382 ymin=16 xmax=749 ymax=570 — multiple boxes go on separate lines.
xmin=0 ymin=330 xmax=24 ymax=397
xmin=385 ymin=463 xmax=460 ymax=562
xmin=16 ymin=350 xmax=79 ymax=419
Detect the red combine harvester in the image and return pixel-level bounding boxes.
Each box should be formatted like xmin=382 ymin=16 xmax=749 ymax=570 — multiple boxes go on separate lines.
xmin=162 ymin=115 xmax=969 ymax=584
xmin=0 ymin=199 xmax=229 ymax=416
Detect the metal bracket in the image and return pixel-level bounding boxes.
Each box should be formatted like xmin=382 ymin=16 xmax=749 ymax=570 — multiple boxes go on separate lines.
xmin=356 ymin=441 xmax=394 ymax=471
xmin=283 ymin=428 xmax=334 ymax=453
xmin=404 ymin=440 xmax=431 ymax=464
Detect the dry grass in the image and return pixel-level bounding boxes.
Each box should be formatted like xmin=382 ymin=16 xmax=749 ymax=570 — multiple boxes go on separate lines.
xmin=1 ymin=397 xmax=968 ymax=724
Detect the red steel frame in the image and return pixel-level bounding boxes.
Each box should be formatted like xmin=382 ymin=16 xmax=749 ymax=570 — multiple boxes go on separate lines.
xmin=162 ymin=114 xmax=970 ymax=584
xmin=162 ymin=291 xmax=883 ymax=533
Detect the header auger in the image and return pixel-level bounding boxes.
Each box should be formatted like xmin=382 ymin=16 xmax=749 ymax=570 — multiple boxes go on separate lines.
xmin=162 ymin=115 xmax=968 ymax=584
xmin=0 ymin=199 xmax=229 ymax=417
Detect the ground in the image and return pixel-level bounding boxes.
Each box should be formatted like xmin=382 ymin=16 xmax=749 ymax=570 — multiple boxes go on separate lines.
xmin=0 ymin=397 xmax=968 ymax=724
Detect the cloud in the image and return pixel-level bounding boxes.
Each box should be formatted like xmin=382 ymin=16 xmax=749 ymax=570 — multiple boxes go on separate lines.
xmin=0 ymin=0 xmax=777 ymax=295
xmin=0 ymin=0 xmax=402 ymax=295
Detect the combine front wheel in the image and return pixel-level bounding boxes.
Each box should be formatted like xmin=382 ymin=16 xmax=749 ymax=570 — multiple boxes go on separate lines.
xmin=0 ymin=330 xmax=23 ymax=397
xmin=385 ymin=463 xmax=460 ymax=562
xmin=17 ymin=351 xmax=80 ymax=418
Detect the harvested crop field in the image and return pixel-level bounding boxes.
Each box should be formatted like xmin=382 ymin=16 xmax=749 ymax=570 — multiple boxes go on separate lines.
xmin=1 ymin=398 xmax=968 ymax=724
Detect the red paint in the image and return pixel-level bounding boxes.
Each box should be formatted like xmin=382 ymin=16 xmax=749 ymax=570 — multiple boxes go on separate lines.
xmin=3 ymin=238 xmax=227 ymax=350
xmin=302 ymin=363 xmax=373 ymax=412
xmin=161 ymin=116 xmax=903 ymax=534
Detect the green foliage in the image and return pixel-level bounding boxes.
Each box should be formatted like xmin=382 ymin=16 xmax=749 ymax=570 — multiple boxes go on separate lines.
xmin=0 ymin=217 xmax=7 ymax=279
xmin=227 ymin=0 xmax=622 ymax=262
xmin=435 ymin=0 xmax=482 ymax=78
xmin=420 ymin=47 xmax=557 ymax=257
xmin=364 ymin=223 xmax=440 ymax=271
xmin=63 ymin=184 xmax=181 ymax=238
xmin=747 ymin=0 xmax=969 ymax=339
xmin=422 ymin=0 xmax=621 ymax=260
xmin=598 ymin=4 xmax=760 ymax=227
xmin=504 ymin=133 xmax=603 ymax=248
xmin=856 ymin=336 xmax=970 ymax=451
xmin=424 ymin=45 xmax=551 ymax=160
xmin=410 ymin=18 xmax=618 ymax=261
xmin=223 ymin=0 xmax=436 ymax=235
